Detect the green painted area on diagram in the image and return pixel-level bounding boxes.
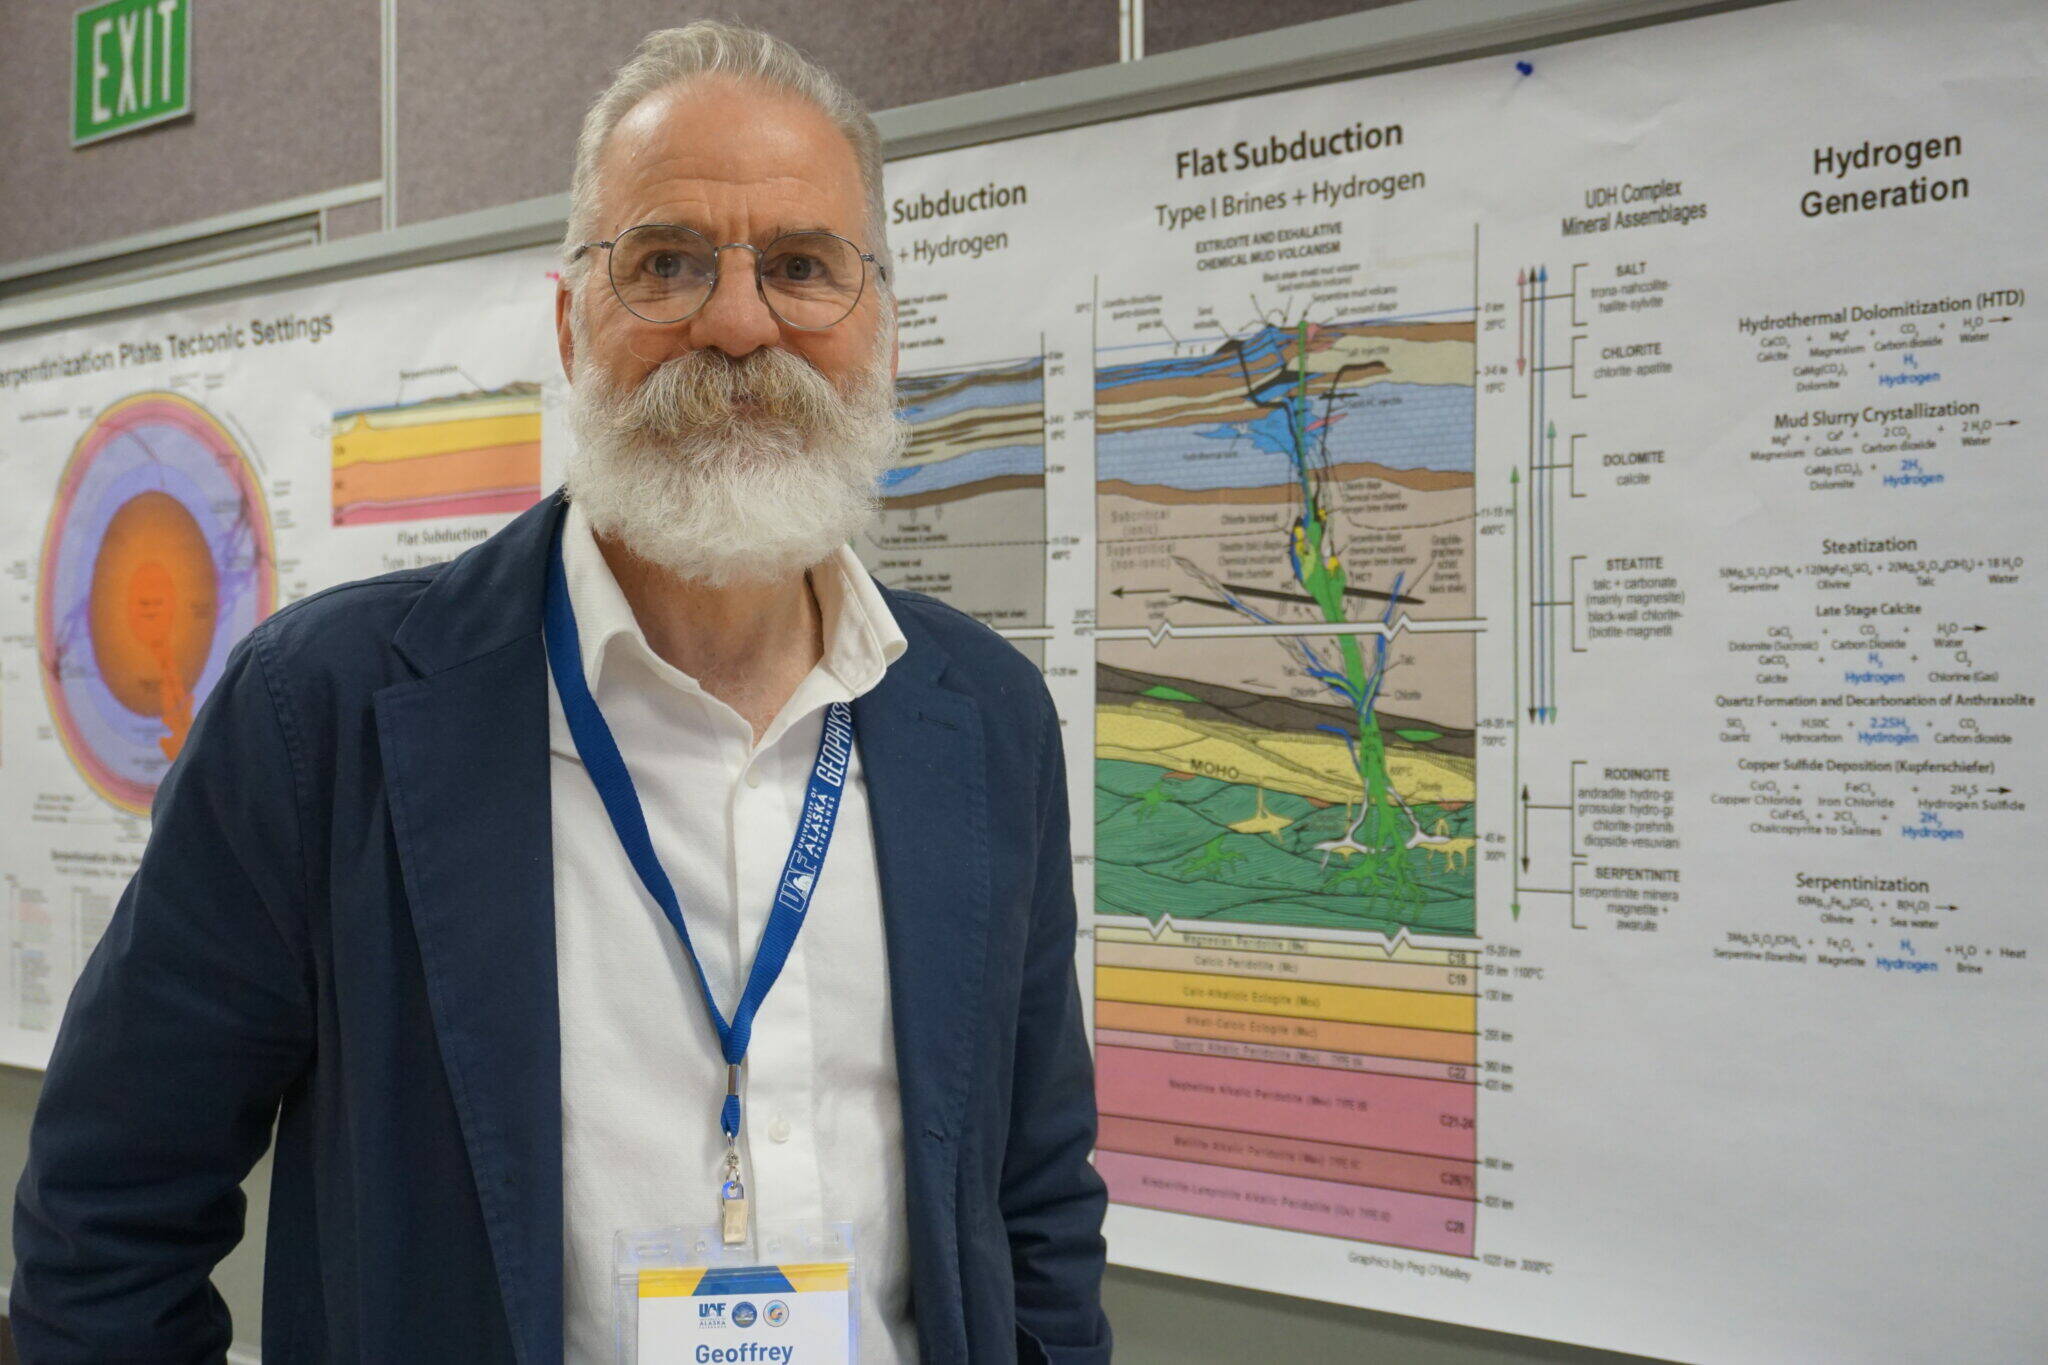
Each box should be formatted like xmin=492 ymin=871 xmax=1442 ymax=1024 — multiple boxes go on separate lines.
xmin=1094 ymin=758 xmax=1476 ymax=937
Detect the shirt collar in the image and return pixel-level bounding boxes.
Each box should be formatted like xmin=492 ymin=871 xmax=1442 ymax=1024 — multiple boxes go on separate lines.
xmin=559 ymin=496 xmax=906 ymax=702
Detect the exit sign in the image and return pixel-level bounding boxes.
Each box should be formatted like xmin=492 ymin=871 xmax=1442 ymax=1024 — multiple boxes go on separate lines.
xmin=73 ymin=0 xmax=191 ymax=146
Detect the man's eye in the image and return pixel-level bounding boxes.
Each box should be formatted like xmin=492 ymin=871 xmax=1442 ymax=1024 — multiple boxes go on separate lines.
xmin=646 ymin=252 xmax=685 ymax=279
xmin=774 ymin=254 xmax=822 ymax=281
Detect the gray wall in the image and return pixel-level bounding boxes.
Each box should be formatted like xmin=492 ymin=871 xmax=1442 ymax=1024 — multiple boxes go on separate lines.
xmin=390 ymin=0 xmax=1119 ymax=229
xmin=0 ymin=1 xmax=1670 ymax=1360
xmin=0 ymin=0 xmax=384 ymax=264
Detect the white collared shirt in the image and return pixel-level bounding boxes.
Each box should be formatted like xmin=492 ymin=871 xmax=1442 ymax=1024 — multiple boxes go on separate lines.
xmin=550 ymin=499 xmax=916 ymax=1362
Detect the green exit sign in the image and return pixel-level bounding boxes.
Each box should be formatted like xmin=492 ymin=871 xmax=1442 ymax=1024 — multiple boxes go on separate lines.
xmin=73 ymin=0 xmax=191 ymax=146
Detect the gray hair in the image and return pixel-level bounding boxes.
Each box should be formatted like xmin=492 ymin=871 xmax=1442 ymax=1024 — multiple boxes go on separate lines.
xmin=560 ymin=21 xmax=891 ymax=291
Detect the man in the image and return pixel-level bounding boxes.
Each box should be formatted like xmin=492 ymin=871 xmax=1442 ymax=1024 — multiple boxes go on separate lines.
xmin=11 ymin=22 xmax=1109 ymax=1364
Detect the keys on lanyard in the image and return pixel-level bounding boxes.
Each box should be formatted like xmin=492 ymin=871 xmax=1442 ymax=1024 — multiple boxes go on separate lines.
xmin=720 ymin=1063 xmax=749 ymax=1245
xmin=720 ymin=1166 xmax=749 ymax=1245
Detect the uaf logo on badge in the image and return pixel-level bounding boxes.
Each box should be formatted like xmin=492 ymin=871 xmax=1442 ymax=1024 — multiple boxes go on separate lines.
xmin=640 ymin=1264 xmax=850 ymax=1362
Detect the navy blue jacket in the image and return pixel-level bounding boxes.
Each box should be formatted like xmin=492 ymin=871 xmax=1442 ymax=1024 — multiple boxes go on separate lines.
xmin=11 ymin=492 xmax=1110 ymax=1364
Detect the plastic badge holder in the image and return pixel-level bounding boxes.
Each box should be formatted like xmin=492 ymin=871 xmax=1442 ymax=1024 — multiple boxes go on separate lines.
xmin=614 ymin=1220 xmax=859 ymax=1365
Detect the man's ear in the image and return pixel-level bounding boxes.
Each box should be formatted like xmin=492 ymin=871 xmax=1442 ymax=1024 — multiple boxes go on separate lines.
xmin=555 ymin=284 xmax=576 ymax=383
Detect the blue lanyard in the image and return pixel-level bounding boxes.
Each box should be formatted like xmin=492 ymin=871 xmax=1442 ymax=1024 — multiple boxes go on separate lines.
xmin=543 ymin=523 xmax=852 ymax=1147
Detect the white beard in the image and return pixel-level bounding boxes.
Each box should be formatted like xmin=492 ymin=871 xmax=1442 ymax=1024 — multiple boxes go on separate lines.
xmin=562 ymin=313 xmax=905 ymax=586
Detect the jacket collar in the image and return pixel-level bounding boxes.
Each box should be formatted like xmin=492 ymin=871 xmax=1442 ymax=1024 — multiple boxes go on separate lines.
xmin=388 ymin=491 xmax=560 ymax=678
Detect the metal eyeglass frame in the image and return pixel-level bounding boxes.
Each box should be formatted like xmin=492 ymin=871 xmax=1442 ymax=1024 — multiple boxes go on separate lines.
xmin=567 ymin=223 xmax=887 ymax=331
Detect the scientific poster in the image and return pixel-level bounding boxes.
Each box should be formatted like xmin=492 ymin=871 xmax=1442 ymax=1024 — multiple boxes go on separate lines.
xmin=884 ymin=1 xmax=2044 ymax=1358
xmin=0 ymin=248 xmax=560 ymax=1063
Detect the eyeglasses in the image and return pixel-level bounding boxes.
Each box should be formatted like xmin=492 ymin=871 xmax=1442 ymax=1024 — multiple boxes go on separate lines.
xmin=569 ymin=224 xmax=885 ymax=330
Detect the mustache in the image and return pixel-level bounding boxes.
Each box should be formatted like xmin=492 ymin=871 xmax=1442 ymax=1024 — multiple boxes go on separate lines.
xmin=580 ymin=346 xmax=868 ymax=449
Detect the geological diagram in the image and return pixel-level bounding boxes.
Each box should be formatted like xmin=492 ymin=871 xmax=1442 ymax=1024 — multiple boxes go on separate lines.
xmin=38 ymin=392 xmax=275 ymax=815
xmin=1095 ymin=316 xmax=1479 ymax=939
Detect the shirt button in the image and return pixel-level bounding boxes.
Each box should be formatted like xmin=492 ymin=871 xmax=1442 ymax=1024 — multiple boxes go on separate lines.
xmin=745 ymin=769 xmax=762 ymax=789
xmin=768 ymin=1116 xmax=792 ymax=1143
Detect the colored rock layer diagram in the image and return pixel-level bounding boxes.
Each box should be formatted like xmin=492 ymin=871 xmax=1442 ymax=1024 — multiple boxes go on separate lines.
xmin=37 ymin=392 xmax=276 ymax=816
xmin=331 ymin=383 xmax=543 ymax=525
xmin=1094 ymin=925 xmax=1479 ymax=1256
xmin=1092 ymin=318 xmax=1480 ymax=1255
xmin=862 ymin=355 xmax=1045 ymax=627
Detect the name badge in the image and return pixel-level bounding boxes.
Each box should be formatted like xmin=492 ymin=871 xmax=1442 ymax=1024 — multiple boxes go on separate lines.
xmin=615 ymin=1222 xmax=857 ymax=1365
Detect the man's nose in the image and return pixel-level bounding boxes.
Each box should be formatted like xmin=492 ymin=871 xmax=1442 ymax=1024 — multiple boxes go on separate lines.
xmin=683 ymin=245 xmax=783 ymax=358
